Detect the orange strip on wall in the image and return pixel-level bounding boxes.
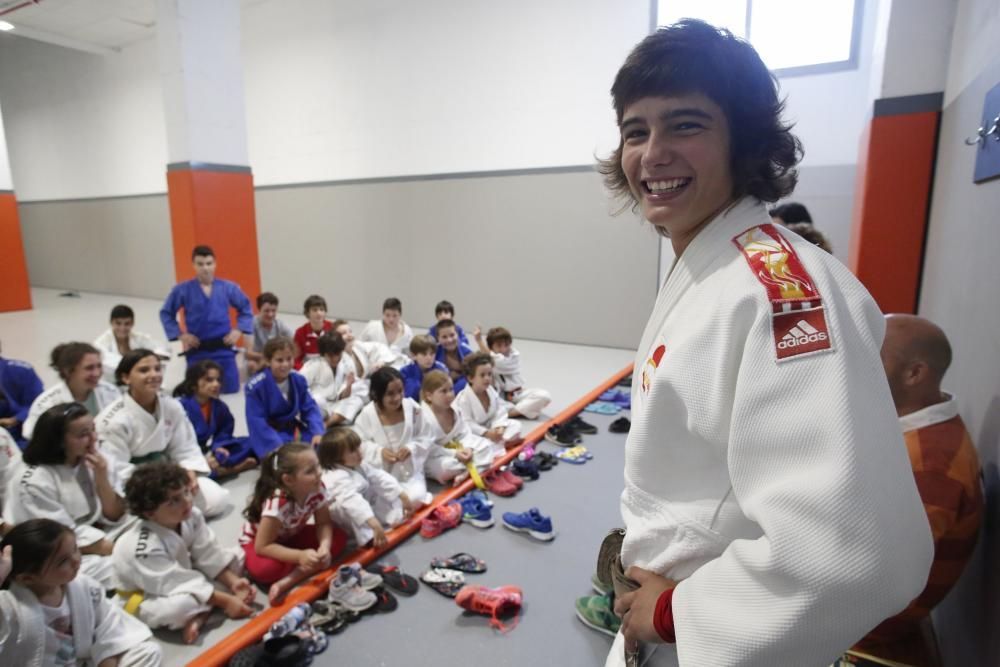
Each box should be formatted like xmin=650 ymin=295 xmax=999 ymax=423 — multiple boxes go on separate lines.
xmin=849 ymin=111 xmax=940 ymax=314
xmin=0 ymin=192 xmax=33 ymax=312
xmin=187 ymin=363 xmax=634 ymax=667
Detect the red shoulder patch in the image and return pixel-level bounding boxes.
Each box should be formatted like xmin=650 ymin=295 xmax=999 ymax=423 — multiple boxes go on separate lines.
xmin=732 ymin=224 xmax=834 ymax=362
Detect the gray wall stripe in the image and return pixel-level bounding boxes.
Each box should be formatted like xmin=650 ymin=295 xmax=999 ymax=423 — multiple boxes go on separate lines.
xmin=873 ymin=92 xmax=944 ymax=117
xmin=166 ymin=161 xmax=253 ymax=174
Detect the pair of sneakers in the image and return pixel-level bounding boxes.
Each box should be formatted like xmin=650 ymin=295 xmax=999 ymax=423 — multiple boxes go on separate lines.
xmin=328 ymin=563 xmax=382 ymax=612
xmin=482 ymin=467 xmax=522 ymax=496
xmin=544 ymin=415 xmax=597 ymax=446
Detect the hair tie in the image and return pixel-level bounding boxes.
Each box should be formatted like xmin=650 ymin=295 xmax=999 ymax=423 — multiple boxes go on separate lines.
xmin=273 ymin=454 xmax=280 ymax=472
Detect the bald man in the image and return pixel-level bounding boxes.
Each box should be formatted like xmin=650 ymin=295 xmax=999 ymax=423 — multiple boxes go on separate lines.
xmin=852 ymin=314 xmax=983 ymax=665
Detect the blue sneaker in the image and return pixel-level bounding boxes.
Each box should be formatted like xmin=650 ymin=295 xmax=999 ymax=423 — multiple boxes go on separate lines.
xmin=467 ymin=489 xmax=494 ymax=508
xmin=460 ymin=495 xmax=494 ymax=528
xmin=502 ymin=508 xmax=555 ymax=541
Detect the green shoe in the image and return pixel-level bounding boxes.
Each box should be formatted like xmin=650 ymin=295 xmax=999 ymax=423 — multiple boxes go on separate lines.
xmin=575 ymin=593 xmax=621 ymax=637
xmin=590 ymin=572 xmax=609 ymax=596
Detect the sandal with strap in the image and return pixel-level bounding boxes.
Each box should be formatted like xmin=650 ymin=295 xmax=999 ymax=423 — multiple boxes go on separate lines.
xmin=556 ymin=446 xmax=589 ymax=464
xmin=420 ymin=568 xmax=466 ymax=597
xmin=430 ymin=552 xmax=487 ymax=573
xmin=367 ymin=563 xmax=419 ymax=597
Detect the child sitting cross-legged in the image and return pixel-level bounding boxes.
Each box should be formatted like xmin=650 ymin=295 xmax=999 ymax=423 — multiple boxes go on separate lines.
xmin=113 ymin=462 xmax=255 ymax=644
xmin=0 ymin=518 xmax=163 ymax=667
xmin=318 ymin=428 xmax=413 ymax=549
xmin=399 ymin=335 xmax=447 ymax=401
xmin=453 ymin=352 xmax=522 ymax=449
xmin=174 ymin=360 xmax=257 ymax=478
xmin=300 ymin=332 xmax=353 ymax=427
xmin=421 ymin=370 xmax=502 ymax=486
xmin=474 ymin=326 xmax=551 ymax=419
xmin=239 ymin=443 xmax=347 ymax=605
xmin=293 ymin=295 xmax=332 ymax=370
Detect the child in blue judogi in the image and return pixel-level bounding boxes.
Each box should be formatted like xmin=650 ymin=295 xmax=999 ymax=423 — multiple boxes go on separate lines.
xmin=174 ymin=360 xmax=257 ymax=478
xmin=159 ymin=245 xmax=253 ymax=395
xmin=434 ymin=319 xmax=475 ymax=392
xmin=245 ymin=337 xmax=325 ymax=457
xmin=0 ymin=352 xmax=44 ymax=448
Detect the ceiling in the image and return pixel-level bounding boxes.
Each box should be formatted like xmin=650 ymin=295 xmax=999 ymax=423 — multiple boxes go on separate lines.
xmin=0 ymin=0 xmax=271 ymax=55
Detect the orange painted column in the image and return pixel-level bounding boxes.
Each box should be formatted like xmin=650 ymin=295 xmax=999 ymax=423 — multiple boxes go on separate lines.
xmin=165 ymin=163 xmax=261 ymax=302
xmin=0 ymin=191 xmax=32 ymax=312
xmin=848 ymin=94 xmax=942 ymax=314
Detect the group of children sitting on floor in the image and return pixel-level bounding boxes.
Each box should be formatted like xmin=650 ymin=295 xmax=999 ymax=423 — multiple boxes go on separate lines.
xmin=0 ymin=295 xmax=551 ymax=664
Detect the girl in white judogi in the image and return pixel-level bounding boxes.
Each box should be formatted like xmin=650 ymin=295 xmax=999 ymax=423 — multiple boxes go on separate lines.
xmin=113 ymin=462 xmax=254 ymax=644
xmin=0 ymin=518 xmax=162 ymax=667
xmin=4 ymin=403 xmax=128 ymax=590
xmin=454 ymin=352 xmax=522 ymax=449
xmin=420 ymin=370 xmax=502 ymax=485
xmin=97 ymin=349 xmax=232 ymax=519
xmin=318 ymin=427 xmax=414 ymax=548
xmin=352 ymin=366 xmax=433 ymax=505
xmin=23 ymin=343 xmax=120 ymax=441
xmin=93 ymin=305 xmax=170 ymax=384
xmin=0 ymin=428 xmax=22 ymax=534
xmin=329 ymin=320 xmax=394 ymax=424
xmin=358 ymin=298 xmax=414 ymax=370
xmin=475 ymin=326 xmax=552 ymax=419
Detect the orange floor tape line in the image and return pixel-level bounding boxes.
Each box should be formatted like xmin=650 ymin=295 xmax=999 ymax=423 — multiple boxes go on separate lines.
xmin=187 ymin=362 xmax=634 ymax=667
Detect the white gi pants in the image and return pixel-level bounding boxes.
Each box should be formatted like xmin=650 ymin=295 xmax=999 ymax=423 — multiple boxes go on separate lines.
xmin=137 ymin=593 xmax=211 ymax=630
xmin=330 ymin=496 xmax=405 ymax=546
xmin=504 ymin=388 xmax=551 ymax=420
xmin=118 ymin=639 xmax=164 ymax=667
xmin=194 ymin=476 xmax=232 ymax=518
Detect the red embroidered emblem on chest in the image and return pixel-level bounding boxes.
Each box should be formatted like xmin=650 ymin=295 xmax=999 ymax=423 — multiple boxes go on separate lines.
xmin=640 ymin=344 xmax=666 ymax=394
xmin=733 ymin=224 xmax=833 ymax=362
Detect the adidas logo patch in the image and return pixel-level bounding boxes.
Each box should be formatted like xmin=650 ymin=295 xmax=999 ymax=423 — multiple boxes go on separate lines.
xmin=772 ymin=308 xmax=833 ymax=361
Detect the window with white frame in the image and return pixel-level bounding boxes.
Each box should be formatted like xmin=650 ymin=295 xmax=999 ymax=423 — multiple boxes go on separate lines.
xmin=656 ymin=0 xmax=862 ymax=76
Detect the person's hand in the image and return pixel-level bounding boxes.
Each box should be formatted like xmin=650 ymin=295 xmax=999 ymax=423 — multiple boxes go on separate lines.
xmin=395 ymin=447 xmax=411 ymax=462
xmin=186 ymin=469 xmax=200 ymax=495
xmin=230 ymin=577 xmax=256 ymax=605
xmin=0 ymin=545 xmax=14 ymax=585
xmin=381 ymin=449 xmax=397 ymax=465
xmin=400 ymin=493 xmax=414 ymax=518
xmin=180 ymin=333 xmax=200 ymax=351
xmin=223 ymin=593 xmax=254 ymax=619
xmin=311 ymin=434 xmax=322 ymax=447
xmin=456 ymin=448 xmax=473 ymax=463
xmin=473 ymin=325 xmax=483 ymax=339
xmin=298 ymin=549 xmax=324 ymax=569
xmin=84 ymin=447 xmax=109 ymax=476
xmin=206 ymin=453 xmax=220 ymax=473
xmin=613 ymin=567 xmax=677 ymax=646
xmin=371 ymin=525 xmax=388 ymax=548
xmin=223 ymin=329 xmax=242 ymax=346
xmin=0 ymin=417 xmax=18 ymax=429
xmin=486 ymin=428 xmax=504 ymax=443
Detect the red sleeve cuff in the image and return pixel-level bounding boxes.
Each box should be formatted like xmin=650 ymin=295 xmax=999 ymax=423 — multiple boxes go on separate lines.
xmin=652 ymin=587 xmax=676 ymax=643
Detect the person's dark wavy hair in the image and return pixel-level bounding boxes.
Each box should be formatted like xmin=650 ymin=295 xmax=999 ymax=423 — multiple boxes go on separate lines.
xmin=0 ymin=519 xmax=73 ymax=587
xmin=597 ymin=19 xmax=802 ymax=210
xmin=124 ymin=461 xmax=190 ymax=517
xmin=370 ymin=366 xmax=404 ymax=408
xmin=23 ymin=402 xmax=90 ymax=466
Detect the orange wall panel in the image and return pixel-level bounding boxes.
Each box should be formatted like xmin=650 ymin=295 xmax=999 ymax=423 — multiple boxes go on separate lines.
xmin=0 ymin=193 xmax=33 ymax=312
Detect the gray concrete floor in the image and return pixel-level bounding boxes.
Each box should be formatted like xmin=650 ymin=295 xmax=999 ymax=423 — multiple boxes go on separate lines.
xmin=0 ymin=288 xmax=636 ymax=666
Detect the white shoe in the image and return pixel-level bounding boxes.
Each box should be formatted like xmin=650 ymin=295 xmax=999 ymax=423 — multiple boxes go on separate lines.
xmin=328 ymin=576 xmax=377 ymax=612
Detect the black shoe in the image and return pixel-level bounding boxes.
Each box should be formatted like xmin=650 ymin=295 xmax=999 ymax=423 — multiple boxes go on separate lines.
xmin=512 ymin=457 xmax=541 ymax=480
xmin=609 ymin=417 xmax=630 ymax=434
xmin=568 ymin=415 xmax=598 ymax=435
xmin=545 ymin=424 xmax=582 ymax=446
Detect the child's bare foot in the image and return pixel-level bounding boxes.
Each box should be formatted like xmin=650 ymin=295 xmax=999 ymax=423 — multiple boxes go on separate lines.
xmin=268 ymin=575 xmax=297 ymax=606
xmin=183 ymin=611 xmax=211 ymax=644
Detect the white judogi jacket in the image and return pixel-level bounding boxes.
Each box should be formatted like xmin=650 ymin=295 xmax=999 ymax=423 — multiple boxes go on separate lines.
xmin=353 ymin=399 xmax=432 ymax=503
xmin=0 ymin=429 xmax=21 ymax=516
xmin=453 ymin=385 xmax=520 ymax=439
xmin=612 ymin=199 xmax=933 ymax=666
xmin=422 ymin=402 xmax=500 ymax=473
xmin=0 ymin=574 xmax=156 ymax=667
xmin=93 ymin=329 xmax=170 ymax=384
xmin=359 ymin=320 xmax=414 ymax=369
xmin=113 ymin=508 xmax=236 ymax=608
xmin=300 ymin=357 xmax=370 ymax=418
xmin=323 ymin=463 xmax=405 ymax=545
xmin=490 ymin=348 xmax=526 ymax=394
xmin=22 ymin=380 xmax=120 ymax=440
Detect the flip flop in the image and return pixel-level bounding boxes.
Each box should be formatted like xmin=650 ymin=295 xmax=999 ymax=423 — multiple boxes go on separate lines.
xmin=534 ymin=451 xmax=559 ymax=471
xmin=556 ymin=447 xmax=590 ymax=464
xmin=569 ymin=445 xmax=593 ymax=460
xmin=367 ymin=563 xmax=420 ymax=597
xmin=372 ymin=586 xmax=398 ymax=613
xmin=584 ymin=401 xmax=621 ymax=415
xmin=599 ymin=389 xmax=618 ymax=402
xmin=430 ymin=552 xmax=487 ymax=573
xmin=420 ymin=568 xmax=466 ymax=598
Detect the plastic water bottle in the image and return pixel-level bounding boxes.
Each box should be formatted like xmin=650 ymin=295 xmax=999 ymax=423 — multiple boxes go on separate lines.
xmin=265 ymin=602 xmax=311 ymax=639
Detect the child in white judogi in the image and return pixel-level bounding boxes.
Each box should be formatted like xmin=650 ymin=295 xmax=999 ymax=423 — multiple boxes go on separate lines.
xmin=299 ymin=332 xmax=360 ymax=427
xmin=454 ymin=352 xmax=522 ymax=449
xmin=318 ymin=428 xmax=413 ymax=548
xmin=97 ymin=350 xmax=232 ymax=519
xmin=358 ymin=298 xmax=414 ymax=370
xmin=329 ymin=320 xmax=394 ymax=424
xmin=0 ymin=518 xmax=162 ymax=667
xmin=474 ymin=326 xmax=551 ymax=420
xmin=93 ymin=305 xmax=170 ymax=385
xmin=0 ymin=429 xmax=21 ymax=535
xmin=420 ymin=370 xmax=501 ymax=485
xmin=4 ymin=403 xmax=128 ymax=590
xmin=352 ymin=367 xmax=433 ymax=505
xmin=113 ymin=462 xmax=254 ymax=644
